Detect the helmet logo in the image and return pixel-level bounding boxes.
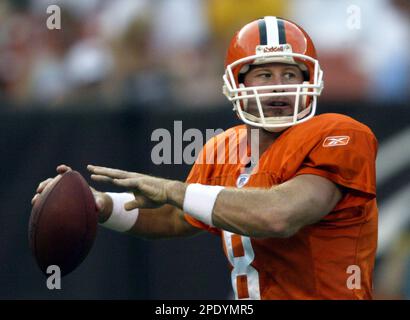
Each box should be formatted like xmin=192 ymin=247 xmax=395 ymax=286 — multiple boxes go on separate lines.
xmin=256 ymin=44 xmax=292 ymax=55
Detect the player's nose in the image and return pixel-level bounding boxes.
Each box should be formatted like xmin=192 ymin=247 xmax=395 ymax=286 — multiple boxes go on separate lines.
xmin=269 ymin=74 xmax=286 ymax=91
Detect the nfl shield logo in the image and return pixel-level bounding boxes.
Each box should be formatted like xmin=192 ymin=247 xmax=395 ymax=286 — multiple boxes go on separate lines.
xmin=236 ymin=173 xmax=250 ymax=188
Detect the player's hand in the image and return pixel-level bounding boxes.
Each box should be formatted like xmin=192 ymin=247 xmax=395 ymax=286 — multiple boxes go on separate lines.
xmin=31 ymin=164 xmax=112 ymax=222
xmin=88 ymin=164 xmax=174 ymax=210
xmin=31 ymin=164 xmax=72 ymax=205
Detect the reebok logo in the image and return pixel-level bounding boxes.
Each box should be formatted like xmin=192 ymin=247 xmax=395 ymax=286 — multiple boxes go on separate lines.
xmin=256 ymin=44 xmax=292 ymax=55
xmin=323 ymin=136 xmax=350 ymax=147
xmin=263 ymin=46 xmax=286 ymax=53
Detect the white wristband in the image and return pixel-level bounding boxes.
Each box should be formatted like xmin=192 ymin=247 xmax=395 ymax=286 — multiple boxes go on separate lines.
xmin=182 ymin=184 xmax=225 ymax=227
xmin=100 ymin=192 xmax=139 ymax=232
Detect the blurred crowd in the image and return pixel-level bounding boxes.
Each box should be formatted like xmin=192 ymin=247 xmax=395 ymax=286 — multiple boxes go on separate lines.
xmin=0 ymin=0 xmax=409 ymax=111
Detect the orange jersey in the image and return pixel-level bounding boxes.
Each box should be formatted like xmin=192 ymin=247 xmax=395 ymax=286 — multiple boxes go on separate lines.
xmin=184 ymin=113 xmax=378 ymax=300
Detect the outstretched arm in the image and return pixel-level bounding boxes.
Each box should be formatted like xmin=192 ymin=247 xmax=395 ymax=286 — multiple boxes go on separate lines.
xmin=125 ymin=205 xmax=201 ymax=240
xmin=88 ymin=165 xmax=342 ymax=238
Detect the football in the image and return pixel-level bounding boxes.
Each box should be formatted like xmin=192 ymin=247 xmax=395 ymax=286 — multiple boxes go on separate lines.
xmin=29 ymin=170 xmax=98 ymax=277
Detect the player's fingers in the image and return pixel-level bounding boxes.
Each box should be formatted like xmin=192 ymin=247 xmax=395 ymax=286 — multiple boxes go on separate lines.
xmin=90 ymin=174 xmax=114 ymax=183
xmin=90 ymin=186 xmax=102 ymax=199
xmin=87 ymin=165 xmax=143 ymax=179
xmin=87 ymin=165 xmax=130 ymax=178
xmin=125 ymin=196 xmax=158 ymax=209
xmin=95 ymin=195 xmax=106 ymax=212
xmin=112 ymin=178 xmax=142 ymax=190
xmin=39 ymin=175 xmax=63 ymax=194
xmin=89 ymin=186 xmax=104 ymax=208
xmin=124 ymin=200 xmax=139 ymax=211
xmin=36 ymin=178 xmax=53 ymax=193
xmin=56 ymin=164 xmax=72 ymax=174
xmin=31 ymin=193 xmax=40 ymax=205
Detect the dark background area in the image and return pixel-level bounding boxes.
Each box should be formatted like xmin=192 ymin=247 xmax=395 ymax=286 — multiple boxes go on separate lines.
xmin=0 ymin=102 xmax=408 ymax=299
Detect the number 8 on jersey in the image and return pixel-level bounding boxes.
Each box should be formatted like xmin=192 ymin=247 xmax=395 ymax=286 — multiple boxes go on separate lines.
xmin=223 ymin=231 xmax=261 ymax=300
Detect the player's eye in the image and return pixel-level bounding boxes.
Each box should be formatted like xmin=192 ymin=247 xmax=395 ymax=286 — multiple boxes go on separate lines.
xmin=283 ymin=72 xmax=297 ymax=80
xmin=256 ymin=72 xmax=272 ymax=79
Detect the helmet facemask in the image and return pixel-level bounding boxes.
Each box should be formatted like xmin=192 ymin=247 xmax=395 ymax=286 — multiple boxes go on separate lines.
xmin=223 ymin=48 xmax=324 ymax=132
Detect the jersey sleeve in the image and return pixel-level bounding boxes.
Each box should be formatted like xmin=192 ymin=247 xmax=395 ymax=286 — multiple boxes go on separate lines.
xmin=183 ymin=142 xmax=221 ymax=236
xmin=295 ymin=128 xmax=378 ymax=210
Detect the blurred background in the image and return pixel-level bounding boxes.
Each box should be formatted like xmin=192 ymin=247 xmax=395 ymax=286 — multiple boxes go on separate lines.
xmin=0 ymin=0 xmax=409 ymax=299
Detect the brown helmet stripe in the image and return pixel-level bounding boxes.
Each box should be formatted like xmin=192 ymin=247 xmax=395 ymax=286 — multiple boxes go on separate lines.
xmin=258 ymin=19 xmax=267 ymax=45
xmin=278 ymin=19 xmax=286 ymax=44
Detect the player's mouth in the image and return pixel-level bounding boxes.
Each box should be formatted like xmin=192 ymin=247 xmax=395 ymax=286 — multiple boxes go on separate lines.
xmin=264 ymin=98 xmax=291 ymax=108
xmin=245 ymin=98 xmax=294 ymax=117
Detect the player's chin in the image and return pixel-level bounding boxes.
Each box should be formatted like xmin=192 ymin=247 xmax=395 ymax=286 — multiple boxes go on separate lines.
xmin=263 ymin=106 xmax=293 ymax=117
xmin=247 ymin=105 xmax=293 ymax=117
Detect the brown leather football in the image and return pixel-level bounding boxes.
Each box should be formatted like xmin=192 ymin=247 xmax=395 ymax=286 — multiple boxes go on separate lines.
xmin=29 ymin=171 xmax=98 ymax=277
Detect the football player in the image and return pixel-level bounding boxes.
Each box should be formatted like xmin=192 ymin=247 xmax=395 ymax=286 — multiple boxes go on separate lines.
xmin=32 ymin=17 xmax=378 ymax=299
